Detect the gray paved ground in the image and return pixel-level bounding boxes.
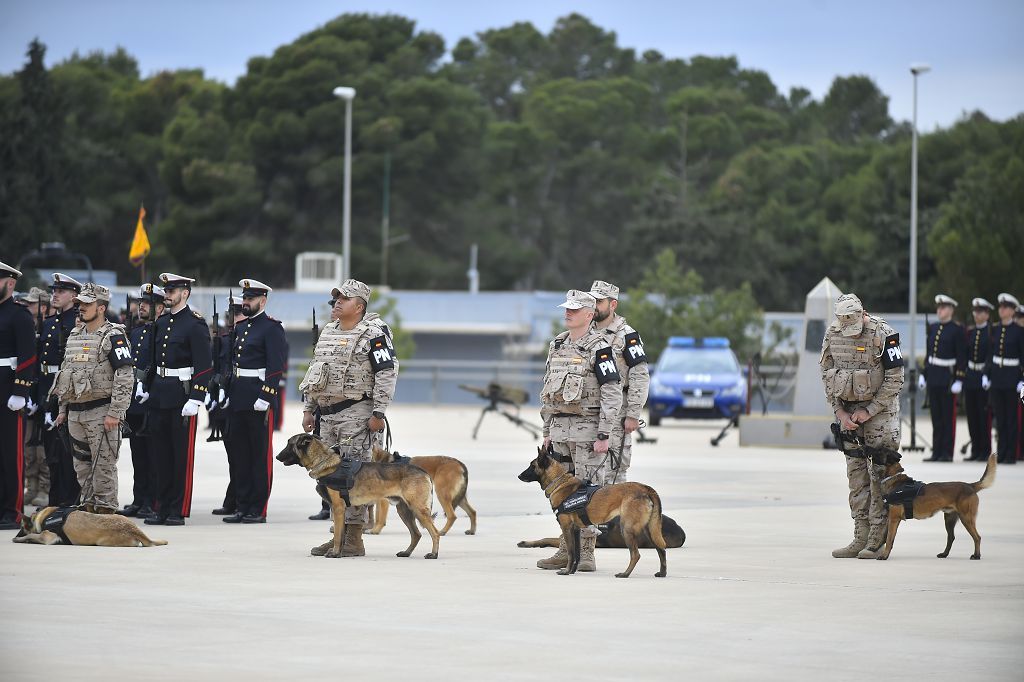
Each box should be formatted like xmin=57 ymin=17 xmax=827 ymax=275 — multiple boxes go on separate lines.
xmin=2 ymin=405 xmax=1022 ymax=681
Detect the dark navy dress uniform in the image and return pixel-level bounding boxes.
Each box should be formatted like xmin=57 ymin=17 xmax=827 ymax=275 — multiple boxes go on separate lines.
xmin=40 ymin=307 xmax=80 ymax=505
xmin=0 ymin=289 xmax=36 ymax=525
xmin=124 ymin=314 xmax=158 ymax=514
xmin=923 ymin=319 xmax=966 ymax=461
xmin=144 ymin=288 xmax=212 ymax=524
xmin=223 ymin=300 xmax=286 ymax=523
xmin=963 ymin=323 xmax=994 ymax=460
xmin=989 ymin=321 xmax=1024 ymax=464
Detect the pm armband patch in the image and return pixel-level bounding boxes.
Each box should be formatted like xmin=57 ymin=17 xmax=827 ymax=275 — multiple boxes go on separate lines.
xmin=881 ymin=334 xmax=904 ymax=369
xmin=107 ymin=334 xmax=133 ymax=369
xmin=594 ymin=346 xmax=621 ymax=385
xmin=622 ymin=331 xmax=647 ymax=367
xmin=368 ymin=335 xmax=395 ymax=372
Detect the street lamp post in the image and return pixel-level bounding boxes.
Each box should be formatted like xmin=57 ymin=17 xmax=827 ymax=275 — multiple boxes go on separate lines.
xmin=333 ymin=86 xmax=356 ymax=281
xmin=907 ymin=63 xmax=930 ymax=450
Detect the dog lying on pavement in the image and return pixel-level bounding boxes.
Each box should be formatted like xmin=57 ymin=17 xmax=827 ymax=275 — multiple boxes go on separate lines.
xmin=519 ymin=447 xmax=667 ymax=578
xmin=873 ymin=447 xmax=995 ymax=560
xmin=277 ymin=433 xmax=441 ymax=559
xmin=13 ymin=507 xmax=168 ymax=547
xmin=368 ymin=447 xmax=477 ymax=536
xmin=517 ymin=514 xmax=685 ymax=550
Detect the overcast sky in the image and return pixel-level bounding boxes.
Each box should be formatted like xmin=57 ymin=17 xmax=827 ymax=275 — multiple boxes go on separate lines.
xmin=2 ymin=0 xmax=1021 ymax=131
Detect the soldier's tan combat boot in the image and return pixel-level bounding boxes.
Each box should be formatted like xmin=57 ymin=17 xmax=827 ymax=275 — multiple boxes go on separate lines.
xmin=577 ymin=533 xmax=597 ymax=572
xmin=537 ymin=536 xmax=568 ymax=570
xmin=310 ymin=539 xmax=333 ymax=556
xmin=342 ymin=523 xmax=366 ymax=557
xmin=856 ymin=524 xmax=887 ymax=559
xmin=832 ymin=519 xmax=869 ymax=558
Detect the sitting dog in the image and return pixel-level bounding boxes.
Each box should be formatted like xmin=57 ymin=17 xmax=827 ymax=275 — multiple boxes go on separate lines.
xmin=518 ymin=447 xmax=667 ymax=578
xmin=369 ymin=447 xmax=477 ymax=536
xmin=517 ymin=514 xmax=685 ymax=550
xmin=13 ymin=506 xmax=167 ymax=547
xmin=872 ymin=447 xmax=996 ymax=560
xmin=276 ymin=433 xmax=441 ymax=559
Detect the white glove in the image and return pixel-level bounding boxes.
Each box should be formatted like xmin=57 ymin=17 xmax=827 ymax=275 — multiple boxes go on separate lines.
xmin=205 ymin=393 xmax=216 ymax=411
xmin=950 ymin=380 xmax=962 ymax=395
xmin=219 ymin=389 xmax=230 ymax=410
xmin=1017 ymin=381 xmax=1024 ymax=397
xmin=917 ymin=374 xmax=926 ymax=391
xmin=7 ymin=395 xmax=26 ymax=412
xmin=25 ymin=398 xmax=38 ymax=416
xmin=253 ymin=398 xmax=270 ymax=412
xmin=981 ymin=375 xmax=991 ymax=391
xmin=135 ymin=383 xmax=150 ymax=404
xmin=45 ymin=412 xmax=55 ymax=429
xmin=181 ymin=399 xmax=202 ymax=417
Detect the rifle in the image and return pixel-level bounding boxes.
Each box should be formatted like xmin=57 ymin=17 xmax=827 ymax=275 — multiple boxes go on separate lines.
xmin=221 ymin=288 xmax=236 ymax=406
xmin=26 ymin=303 xmax=45 ymax=446
xmin=311 ymin=306 xmax=321 ymax=435
xmin=135 ymin=291 xmax=160 ymax=437
xmin=207 ymin=295 xmax=224 ymax=441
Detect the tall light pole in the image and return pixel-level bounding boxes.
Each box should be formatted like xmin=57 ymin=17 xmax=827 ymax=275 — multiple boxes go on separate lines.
xmin=907 ymin=63 xmax=930 ymax=450
xmin=333 ymin=86 xmax=356 ymax=281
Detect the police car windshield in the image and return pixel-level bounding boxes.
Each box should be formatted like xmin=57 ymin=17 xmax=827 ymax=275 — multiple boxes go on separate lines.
xmin=657 ymin=348 xmax=739 ymax=374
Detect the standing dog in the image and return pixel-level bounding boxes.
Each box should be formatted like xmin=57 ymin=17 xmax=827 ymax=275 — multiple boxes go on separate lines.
xmin=518 ymin=447 xmax=667 ymax=578
xmin=873 ymin=447 xmax=996 ymax=560
xmin=13 ymin=507 xmax=167 ymax=547
xmin=369 ymin=447 xmax=477 ymax=536
xmin=276 ymin=433 xmax=441 ymax=559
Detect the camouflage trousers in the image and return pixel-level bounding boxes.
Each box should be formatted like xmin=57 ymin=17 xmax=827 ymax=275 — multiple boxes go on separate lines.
xmin=68 ymin=404 xmax=121 ymax=512
xmin=23 ymin=426 xmax=49 ymax=502
xmin=320 ymin=401 xmax=379 ymax=524
xmin=840 ymin=406 xmax=900 ymax=526
xmin=549 ymin=414 xmax=611 ymax=539
xmin=606 ymin=425 xmax=633 ymax=483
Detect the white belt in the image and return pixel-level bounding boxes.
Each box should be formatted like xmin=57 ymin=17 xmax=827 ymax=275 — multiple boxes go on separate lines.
xmin=42 ymin=364 xmax=60 ymax=375
xmin=928 ymin=357 xmax=957 ymax=367
xmin=992 ymin=356 xmax=1020 ymax=367
xmin=0 ymin=357 xmax=15 ymax=369
xmin=234 ymin=367 xmax=267 ymax=380
xmin=968 ymin=361 xmax=986 ymax=372
xmin=156 ymin=366 xmax=194 ymax=379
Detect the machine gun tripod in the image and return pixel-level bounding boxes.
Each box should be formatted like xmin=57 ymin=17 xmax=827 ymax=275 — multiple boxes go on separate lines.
xmin=459 ymin=383 xmax=542 ymax=440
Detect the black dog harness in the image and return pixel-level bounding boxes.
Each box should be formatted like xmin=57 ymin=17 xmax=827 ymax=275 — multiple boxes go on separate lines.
xmin=316 ymin=459 xmax=364 ymax=506
xmin=883 ymin=479 xmax=925 ymax=519
xmin=41 ymin=507 xmax=77 ymax=545
xmin=555 ymin=483 xmax=602 ymax=527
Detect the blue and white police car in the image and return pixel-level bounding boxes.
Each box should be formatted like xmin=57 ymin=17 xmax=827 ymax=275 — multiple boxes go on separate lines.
xmin=647 ymin=337 xmax=747 ymax=425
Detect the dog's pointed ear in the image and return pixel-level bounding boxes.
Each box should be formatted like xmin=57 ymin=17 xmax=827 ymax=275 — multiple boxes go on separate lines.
xmin=536 ymin=446 xmax=549 ymax=466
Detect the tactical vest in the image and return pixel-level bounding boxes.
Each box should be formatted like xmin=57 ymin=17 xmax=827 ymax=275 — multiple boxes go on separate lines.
xmin=300 ymin=316 xmax=388 ymax=403
xmin=822 ymin=317 xmax=887 ymax=404
xmin=53 ymin=322 xmax=125 ymax=403
xmin=540 ymin=331 xmax=605 ymax=415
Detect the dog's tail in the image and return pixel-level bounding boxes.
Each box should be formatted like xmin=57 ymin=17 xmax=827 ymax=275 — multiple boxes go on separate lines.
xmin=645 ymin=489 xmax=668 ymax=550
xmin=972 ymin=453 xmax=997 ymax=492
xmin=451 ymin=460 xmax=469 ymax=507
xmin=130 ymin=525 xmax=168 ymax=547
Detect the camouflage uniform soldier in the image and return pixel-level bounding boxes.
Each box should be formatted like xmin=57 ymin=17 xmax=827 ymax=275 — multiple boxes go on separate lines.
xmin=300 ymin=279 xmax=398 ymax=557
xmin=820 ymin=293 xmax=905 ymax=559
xmin=590 ymin=280 xmax=650 ymax=482
xmin=52 ymin=284 xmax=133 ymax=513
xmin=537 ymin=289 xmax=623 ymax=572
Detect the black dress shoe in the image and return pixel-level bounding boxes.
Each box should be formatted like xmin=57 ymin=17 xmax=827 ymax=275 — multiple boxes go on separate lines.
xmin=0 ymin=518 xmax=20 ymax=530
xmin=222 ymin=512 xmax=245 ymax=524
xmin=165 ymin=516 xmax=185 ymax=526
xmin=137 ymin=506 xmax=155 ymax=519
xmin=922 ymin=456 xmax=951 ymax=462
xmin=308 ymin=509 xmax=330 ymax=521
xmin=212 ymin=507 xmax=236 ymax=516
xmin=118 ymin=504 xmax=142 ymax=517
xmin=145 ymin=515 xmax=167 ymax=525
xmin=241 ymin=514 xmax=266 ymax=524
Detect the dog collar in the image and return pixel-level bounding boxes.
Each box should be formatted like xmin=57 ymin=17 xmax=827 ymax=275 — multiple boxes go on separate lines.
xmin=880 ymin=473 xmax=904 ymax=485
xmin=544 ymin=471 xmax=572 ymax=499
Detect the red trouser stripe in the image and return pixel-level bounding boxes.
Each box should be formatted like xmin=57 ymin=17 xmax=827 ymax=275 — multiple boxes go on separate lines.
xmin=16 ymin=412 xmax=24 ymax=519
xmin=262 ymin=409 xmax=274 ymax=517
xmin=182 ymin=415 xmax=197 ymax=517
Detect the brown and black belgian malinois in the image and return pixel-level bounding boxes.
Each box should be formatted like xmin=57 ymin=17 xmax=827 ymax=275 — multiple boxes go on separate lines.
xmin=872 ymin=446 xmax=996 ymax=560
xmin=517 ymin=514 xmax=685 ymax=550
xmin=277 ymin=433 xmax=441 ymax=559
xmin=518 ymin=447 xmax=667 ymax=578
xmin=13 ymin=507 xmax=168 ymax=547
xmin=369 ymin=447 xmax=477 ymax=536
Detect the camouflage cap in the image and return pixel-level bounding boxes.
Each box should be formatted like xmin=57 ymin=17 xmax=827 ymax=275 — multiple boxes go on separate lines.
xmin=331 ymin=279 xmax=370 ymax=304
xmin=74 ymin=283 xmax=111 ymax=304
xmin=834 ymin=293 xmax=864 ymax=337
xmin=558 ymin=289 xmax=597 ymax=310
xmin=589 ymin=280 xmax=619 ymax=300
xmin=25 ymin=287 xmax=50 ymax=303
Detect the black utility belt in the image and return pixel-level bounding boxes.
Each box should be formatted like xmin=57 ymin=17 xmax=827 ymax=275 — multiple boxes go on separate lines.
xmin=69 ymin=397 xmax=111 ymax=411
xmin=553 ymin=410 xmax=598 ymax=418
xmin=319 ymin=397 xmax=369 ymax=416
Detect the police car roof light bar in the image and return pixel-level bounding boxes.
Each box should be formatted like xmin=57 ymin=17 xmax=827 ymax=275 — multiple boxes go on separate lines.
xmin=702 ymin=337 xmax=730 ymax=347
xmin=668 ymin=337 xmax=695 ymax=347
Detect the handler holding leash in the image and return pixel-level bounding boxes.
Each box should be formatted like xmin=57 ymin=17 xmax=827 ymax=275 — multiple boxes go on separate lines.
xmin=537 ymin=289 xmax=623 ymax=572
xmin=820 ymin=293 xmax=905 ymax=559
xmin=300 ymin=279 xmax=398 ymax=556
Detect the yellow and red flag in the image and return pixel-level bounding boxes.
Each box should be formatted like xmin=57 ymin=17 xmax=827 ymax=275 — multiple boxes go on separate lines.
xmin=129 ymin=205 xmax=151 ymax=266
